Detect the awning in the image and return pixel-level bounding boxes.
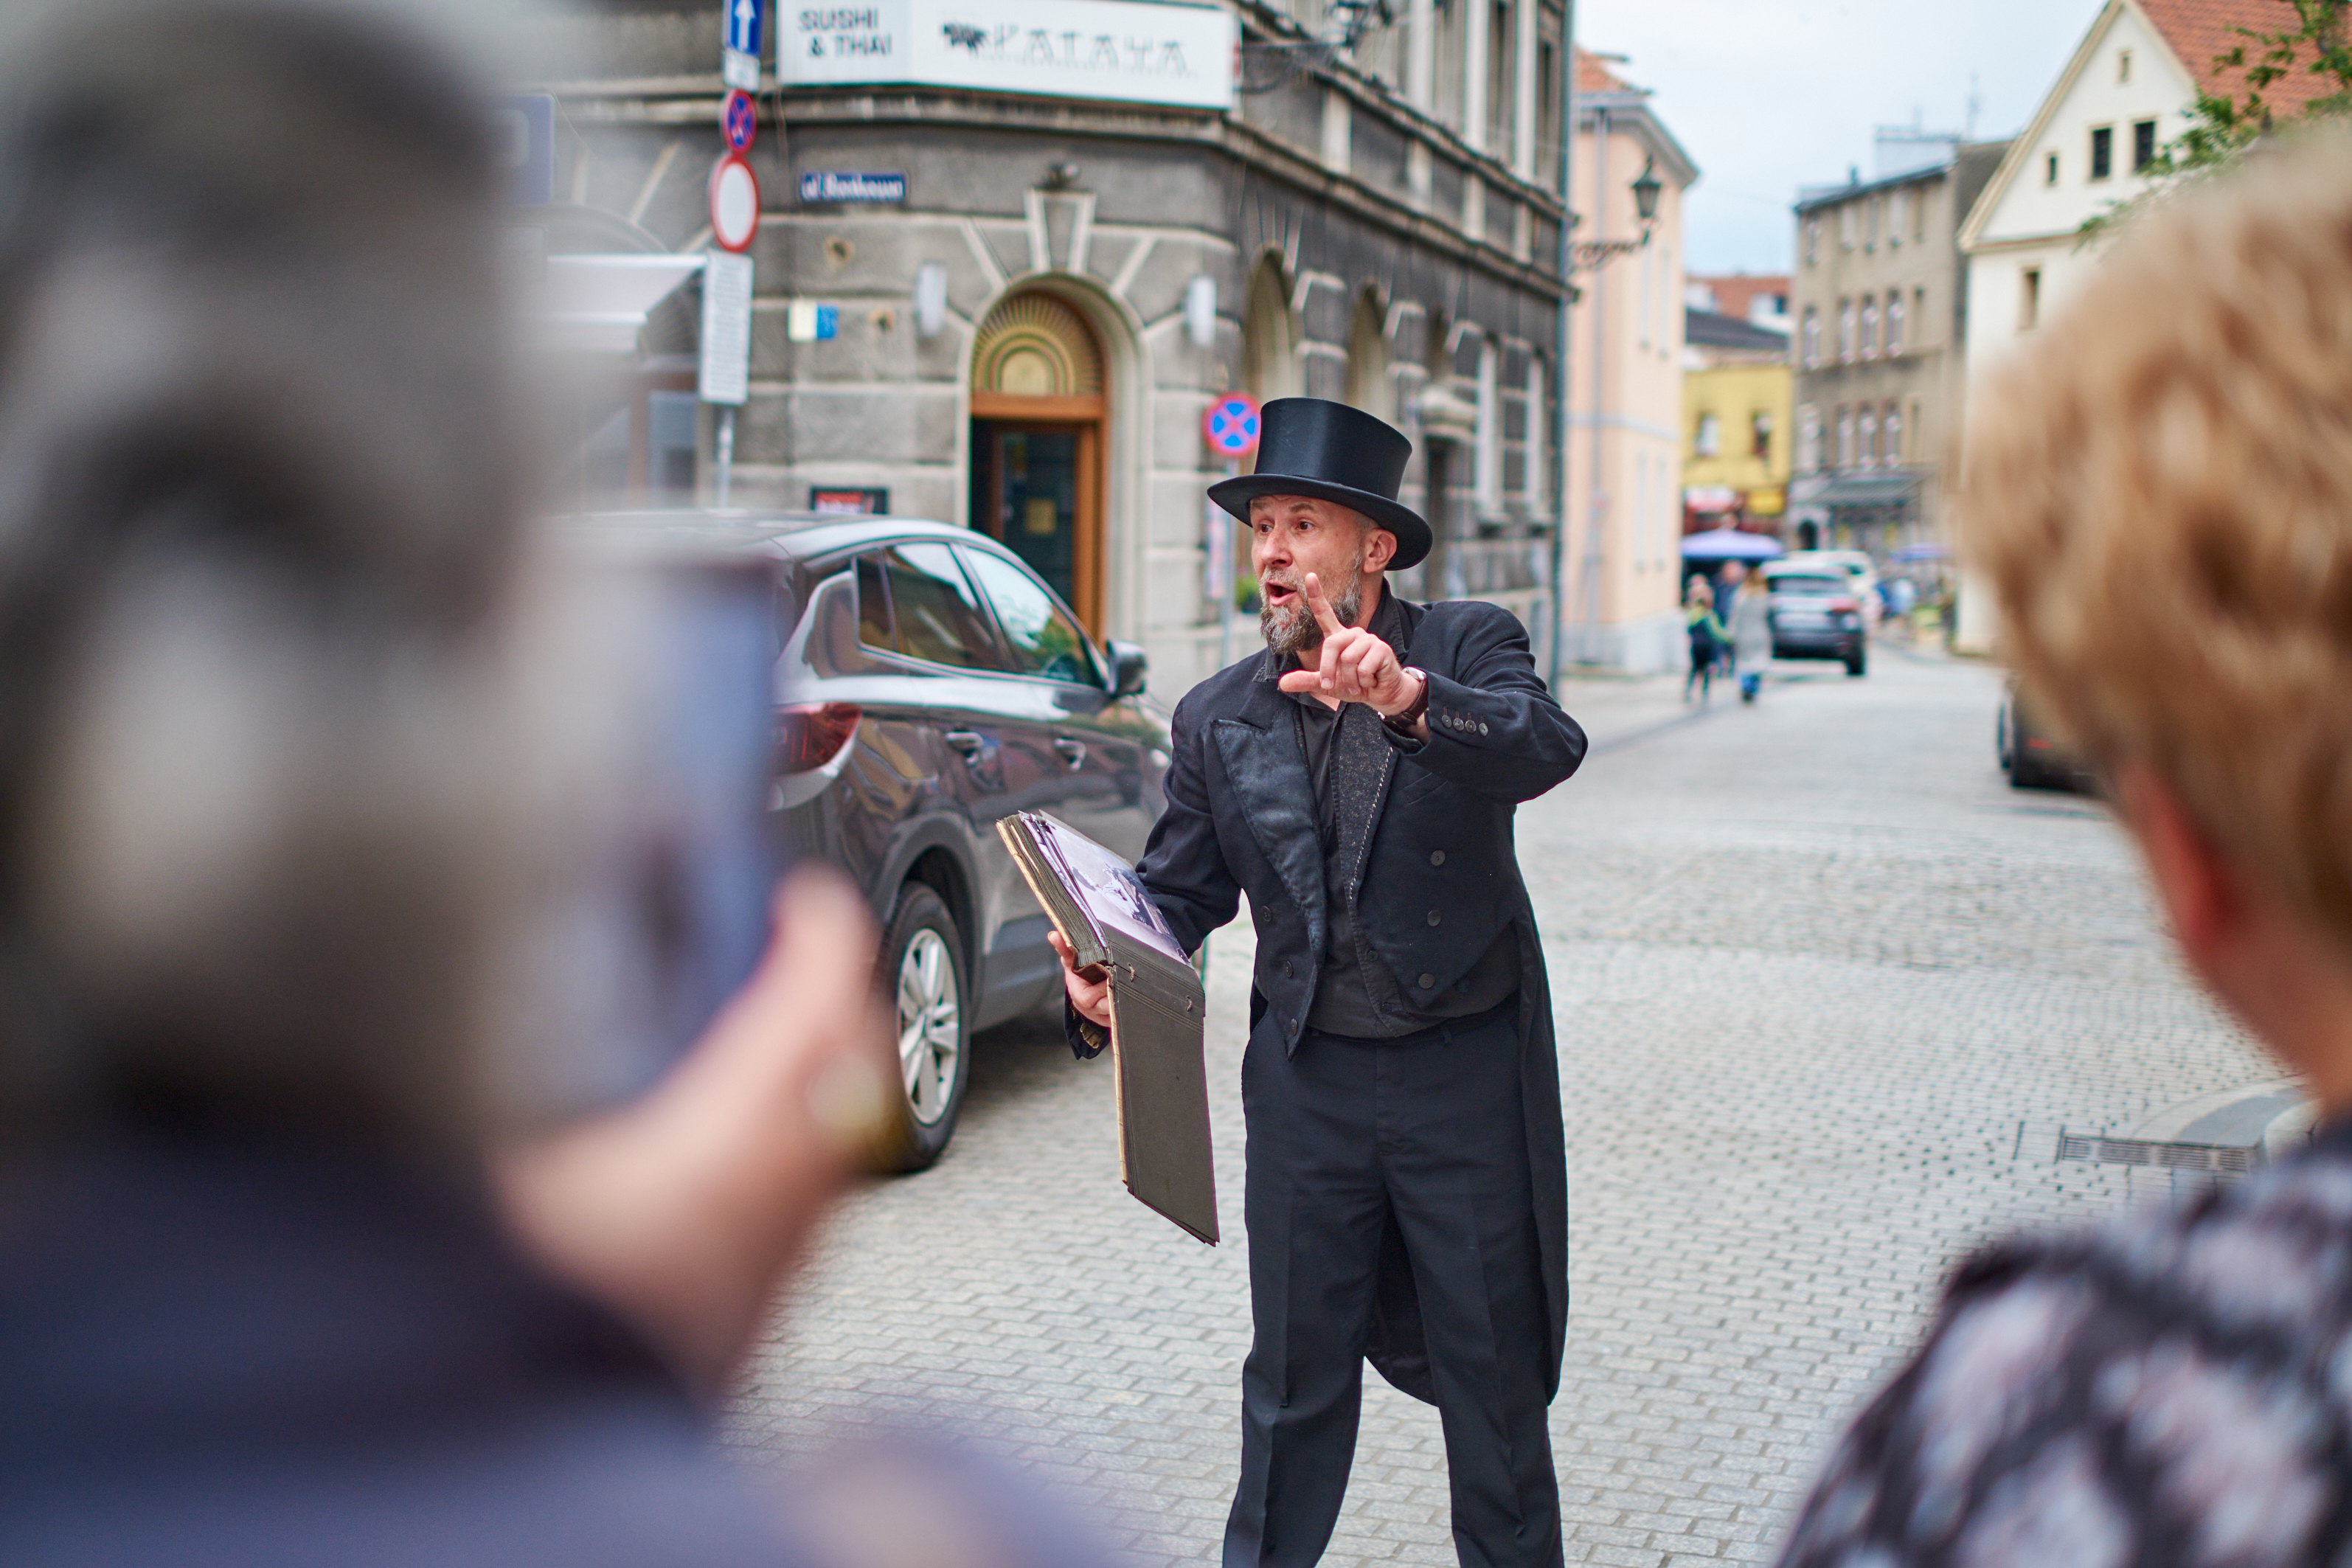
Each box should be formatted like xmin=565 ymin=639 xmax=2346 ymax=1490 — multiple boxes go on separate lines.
xmin=535 ymin=253 xmax=705 ymax=354
xmin=1814 ymin=473 xmax=1919 ymax=509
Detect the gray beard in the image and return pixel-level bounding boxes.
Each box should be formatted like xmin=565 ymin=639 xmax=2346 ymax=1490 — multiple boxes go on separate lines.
xmin=1260 ymin=561 xmax=1366 ymax=658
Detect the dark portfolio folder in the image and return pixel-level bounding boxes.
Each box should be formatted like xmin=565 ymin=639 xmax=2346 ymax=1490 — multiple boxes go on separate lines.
xmin=996 ymin=811 xmax=1217 ymax=1245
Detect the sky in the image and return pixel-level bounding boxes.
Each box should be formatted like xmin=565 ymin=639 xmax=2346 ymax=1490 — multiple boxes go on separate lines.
xmin=1575 ymin=0 xmax=2111 ymax=275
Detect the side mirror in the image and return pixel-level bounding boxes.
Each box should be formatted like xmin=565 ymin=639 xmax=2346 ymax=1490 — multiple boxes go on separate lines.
xmin=1106 ymin=639 xmax=1148 ymax=698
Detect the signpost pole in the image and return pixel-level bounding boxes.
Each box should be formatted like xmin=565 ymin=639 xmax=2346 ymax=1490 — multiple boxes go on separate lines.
xmin=715 ymin=406 xmax=737 ymax=508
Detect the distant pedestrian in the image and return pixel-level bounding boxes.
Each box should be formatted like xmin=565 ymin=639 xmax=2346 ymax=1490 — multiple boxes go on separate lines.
xmin=1684 ymin=576 xmax=1727 ymax=702
xmin=1775 ymin=131 xmax=2352 ymax=1568
xmin=1725 ymin=564 xmax=1772 ymax=704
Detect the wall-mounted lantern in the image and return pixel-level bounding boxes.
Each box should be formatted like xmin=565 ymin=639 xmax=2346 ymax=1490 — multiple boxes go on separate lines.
xmin=1184 ymin=275 xmax=1218 ymax=349
xmin=913 ymin=263 xmax=946 ymax=337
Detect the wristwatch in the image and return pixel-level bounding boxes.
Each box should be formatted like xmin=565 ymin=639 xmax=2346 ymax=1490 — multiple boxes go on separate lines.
xmin=1382 ymin=667 xmax=1431 ymax=735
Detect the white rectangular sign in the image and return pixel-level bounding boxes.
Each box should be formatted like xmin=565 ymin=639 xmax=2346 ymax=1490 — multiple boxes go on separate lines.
xmin=698 ymin=249 xmax=754 ymax=406
xmin=780 ymin=0 xmax=1235 ymax=111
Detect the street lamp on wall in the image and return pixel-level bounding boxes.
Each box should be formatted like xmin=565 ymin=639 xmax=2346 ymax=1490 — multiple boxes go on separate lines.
xmin=1631 ymin=156 xmax=1662 ymax=224
xmin=1569 ymin=156 xmax=1662 ymax=271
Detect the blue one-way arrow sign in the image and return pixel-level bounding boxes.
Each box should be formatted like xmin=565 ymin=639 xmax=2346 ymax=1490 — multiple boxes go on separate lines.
xmin=724 ymin=0 xmax=762 ymax=58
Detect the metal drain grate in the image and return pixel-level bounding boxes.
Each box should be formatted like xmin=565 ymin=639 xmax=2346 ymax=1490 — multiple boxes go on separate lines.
xmin=2055 ymin=1131 xmax=2263 ymax=1174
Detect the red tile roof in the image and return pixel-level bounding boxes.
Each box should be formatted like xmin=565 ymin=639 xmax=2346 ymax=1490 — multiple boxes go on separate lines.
xmin=2140 ymin=0 xmax=2344 ymax=117
xmin=1576 ymin=48 xmax=1634 ymax=94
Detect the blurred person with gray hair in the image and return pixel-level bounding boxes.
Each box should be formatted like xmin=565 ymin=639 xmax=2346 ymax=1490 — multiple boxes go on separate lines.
xmin=0 ymin=4 xmax=918 ymax=1563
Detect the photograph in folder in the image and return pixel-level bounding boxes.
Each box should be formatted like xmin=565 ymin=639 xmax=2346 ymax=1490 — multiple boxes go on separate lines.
xmin=997 ymin=811 xmax=1217 ymax=1244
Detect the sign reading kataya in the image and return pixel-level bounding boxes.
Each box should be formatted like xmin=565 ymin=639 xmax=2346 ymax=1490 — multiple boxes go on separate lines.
xmin=781 ymin=0 xmax=1235 ymax=110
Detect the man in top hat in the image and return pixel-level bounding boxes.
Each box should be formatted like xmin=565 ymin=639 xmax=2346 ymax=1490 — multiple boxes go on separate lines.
xmin=1052 ymin=398 xmax=1587 ymax=1568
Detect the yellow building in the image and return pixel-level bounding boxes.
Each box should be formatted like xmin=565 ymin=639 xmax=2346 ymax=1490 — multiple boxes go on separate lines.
xmin=1680 ymin=307 xmax=1792 ymax=530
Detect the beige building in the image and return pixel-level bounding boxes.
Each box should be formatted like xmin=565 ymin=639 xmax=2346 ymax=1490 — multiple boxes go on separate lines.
xmin=1787 ymin=132 xmax=2007 ymax=561
xmin=1558 ymin=55 xmax=1696 ymax=671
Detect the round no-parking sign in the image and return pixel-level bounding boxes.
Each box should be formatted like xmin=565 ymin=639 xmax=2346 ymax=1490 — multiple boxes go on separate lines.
xmin=1204 ymin=393 xmax=1260 ymax=457
xmin=721 ymin=89 xmax=757 ymax=153
xmin=709 ymin=153 xmax=760 ymax=254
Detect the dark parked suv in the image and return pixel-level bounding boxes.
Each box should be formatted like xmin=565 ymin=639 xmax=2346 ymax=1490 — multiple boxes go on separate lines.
xmin=595 ymin=513 xmax=1170 ymax=1168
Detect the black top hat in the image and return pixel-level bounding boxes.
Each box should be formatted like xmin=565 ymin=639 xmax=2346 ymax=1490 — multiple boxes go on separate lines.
xmin=1208 ymin=398 xmax=1432 ymax=571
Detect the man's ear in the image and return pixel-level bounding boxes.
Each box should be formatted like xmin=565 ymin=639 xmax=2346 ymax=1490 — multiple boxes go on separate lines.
xmin=1361 ymin=526 xmax=1398 ymax=574
xmin=2115 ymin=762 xmax=2241 ymax=978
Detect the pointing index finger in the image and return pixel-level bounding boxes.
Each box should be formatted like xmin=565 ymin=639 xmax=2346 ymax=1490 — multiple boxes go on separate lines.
xmin=1302 ymin=572 xmax=1345 ymax=637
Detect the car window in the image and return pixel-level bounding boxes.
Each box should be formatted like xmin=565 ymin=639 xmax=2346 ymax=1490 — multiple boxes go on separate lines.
xmin=1770 ymin=575 xmax=1847 ymax=596
xmin=856 ymin=544 xmax=1006 ymax=670
xmin=960 ymin=547 xmax=1103 ymax=687
xmin=804 ymin=571 xmax=892 ymax=678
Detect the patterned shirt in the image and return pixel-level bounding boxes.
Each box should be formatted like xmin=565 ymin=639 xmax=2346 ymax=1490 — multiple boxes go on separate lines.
xmin=1779 ymin=1115 xmax=2352 ymax=1568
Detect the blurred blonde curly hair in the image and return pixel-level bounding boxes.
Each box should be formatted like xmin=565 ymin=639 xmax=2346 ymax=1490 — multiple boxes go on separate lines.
xmin=1958 ymin=131 xmax=2352 ymax=942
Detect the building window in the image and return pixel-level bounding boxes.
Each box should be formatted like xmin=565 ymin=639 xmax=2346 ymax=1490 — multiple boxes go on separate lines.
xmin=2119 ymin=47 xmax=2132 ymax=82
xmin=1804 ymin=217 xmax=1820 ymax=266
xmin=1838 ymin=297 xmax=1856 ymax=363
xmin=1694 ymin=411 xmax=1721 ymax=459
xmin=1802 ymin=306 xmax=1821 ymax=368
xmin=1859 ymin=408 xmax=1879 ymax=470
xmin=2045 ymin=151 xmax=2060 ymax=186
xmin=1889 ymin=190 xmax=1906 ymax=246
xmin=1907 ymin=395 xmax=1921 ymax=459
xmin=1885 ymin=290 xmax=1904 ymax=355
xmin=1797 ymin=403 xmax=1821 ymax=473
xmin=1860 ymin=296 xmax=1879 ymax=359
xmin=1836 ymin=406 xmax=1855 ymax=469
xmin=2134 ymin=119 xmax=2157 ymax=173
xmin=2019 ymin=267 xmax=2041 ymax=333
xmin=1474 ymin=336 xmax=1501 ymax=512
xmin=1912 ymin=285 xmax=1927 ymax=347
xmin=1752 ymin=410 xmax=1773 ymax=461
xmin=1523 ymin=353 xmax=1548 ymax=512
xmin=2089 ymin=125 xmax=2113 ymax=180
xmin=1884 ymin=400 xmax=1903 ymax=465
xmin=1864 ymin=196 xmax=1879 ymax=250
xmin=1839 ymin=204 xmax=1855 ymax=249
xmin=1914 ymin=188 xmax=1927 ymax=243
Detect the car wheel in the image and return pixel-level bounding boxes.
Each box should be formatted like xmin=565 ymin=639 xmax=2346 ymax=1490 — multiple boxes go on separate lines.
xmin=1845 ymin=649 xmax=1867 ymax=677
xmin=879 ymin=883 xmax=970 ymax=1173
xmin=2008 ymin=743 xmax=2044 ymax=790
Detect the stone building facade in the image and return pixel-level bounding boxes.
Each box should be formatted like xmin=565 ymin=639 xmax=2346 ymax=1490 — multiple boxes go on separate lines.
xmin=526 ymin=0 xmax=1690 ymax=690
xmin=1786 ymin=134 xmax=2006 ymax=561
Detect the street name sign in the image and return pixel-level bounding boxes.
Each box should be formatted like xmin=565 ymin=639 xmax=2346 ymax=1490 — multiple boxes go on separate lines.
xmin=780 ymin=0 xmax=1236 ymax=110
xmin=797 ymin=170 xmax=906 ymax=204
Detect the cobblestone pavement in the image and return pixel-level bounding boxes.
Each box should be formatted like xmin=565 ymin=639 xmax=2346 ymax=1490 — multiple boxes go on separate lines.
xmin=726 ymin=645 xmax=2270 ymax=1567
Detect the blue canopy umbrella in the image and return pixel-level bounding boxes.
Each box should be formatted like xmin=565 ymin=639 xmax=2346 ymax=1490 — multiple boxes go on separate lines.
xmin=1679 ymin=528 xmax=1784 ymax=563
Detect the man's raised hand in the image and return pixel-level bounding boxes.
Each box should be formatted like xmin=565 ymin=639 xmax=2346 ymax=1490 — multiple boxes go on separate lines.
xmin=1275 ymin=572 xmax=1423 ymax=721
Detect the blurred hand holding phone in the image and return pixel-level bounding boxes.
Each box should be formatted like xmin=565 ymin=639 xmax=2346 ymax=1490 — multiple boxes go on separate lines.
xmin=495 ymin=532 xmax=895 ymax=1384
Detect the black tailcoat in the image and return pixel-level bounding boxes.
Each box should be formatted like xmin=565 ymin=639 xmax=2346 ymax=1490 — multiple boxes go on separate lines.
xmin=1092 ymin=593 xmax=1586 ymax=1401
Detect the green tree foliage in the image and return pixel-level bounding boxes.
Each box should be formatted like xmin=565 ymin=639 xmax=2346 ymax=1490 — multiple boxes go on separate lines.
xmin=2081 ymin=0 xmax=2352 ymax=240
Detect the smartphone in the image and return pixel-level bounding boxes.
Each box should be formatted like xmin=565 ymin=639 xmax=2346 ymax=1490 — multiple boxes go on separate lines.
xmin=511 ymin=546 xmax=786 ymax=1123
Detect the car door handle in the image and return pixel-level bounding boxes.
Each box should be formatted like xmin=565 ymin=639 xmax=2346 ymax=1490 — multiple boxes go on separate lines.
xmin=1053 ymin=738 xmax=1087 ymax=770
xmin=943 ymin=730 xmax=985 ymax=757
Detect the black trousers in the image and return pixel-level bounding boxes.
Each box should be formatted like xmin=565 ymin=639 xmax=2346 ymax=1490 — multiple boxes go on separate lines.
xmin=1223 ymin=1003 xmax=1561 ymax=1568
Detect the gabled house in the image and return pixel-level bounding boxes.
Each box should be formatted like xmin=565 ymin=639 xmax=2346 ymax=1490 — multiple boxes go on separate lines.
xmin=1954 ymin=0 xmax=2323 ymax=647
xmin=1960 ymin=0 xmax=2328 ymax=370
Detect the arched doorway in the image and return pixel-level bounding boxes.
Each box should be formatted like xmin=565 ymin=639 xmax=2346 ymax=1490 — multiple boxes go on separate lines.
xmin=969 ymin=292 xmax=1106 ymax=632
xmin=1240 ymin=254 xmax=1302 ymax=403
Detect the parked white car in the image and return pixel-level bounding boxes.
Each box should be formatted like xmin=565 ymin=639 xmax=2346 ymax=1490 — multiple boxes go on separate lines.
xmin=1778 ymin=550 xmax=1881 ymax=628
